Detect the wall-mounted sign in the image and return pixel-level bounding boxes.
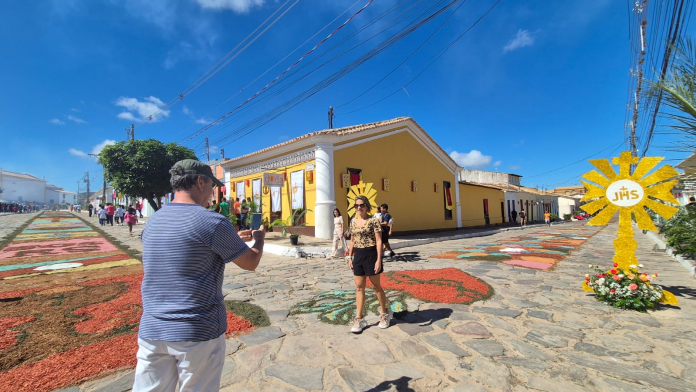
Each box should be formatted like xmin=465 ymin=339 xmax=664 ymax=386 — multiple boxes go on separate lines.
xmin=263 ymin=172 xmax=285 ymax=187
xmin=306 ymin=163 xmax=315 ymax=171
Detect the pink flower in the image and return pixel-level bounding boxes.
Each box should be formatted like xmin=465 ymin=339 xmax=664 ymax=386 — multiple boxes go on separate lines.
xmin=612 ymin=275 xmax=622 ymax=281
xmin=613 ymin=263 xmax=618 ymax=267
xmin=629 ymin=283 xmax=638 ymax=290
xmin=610 ymin=289 xmax=616 ymax=293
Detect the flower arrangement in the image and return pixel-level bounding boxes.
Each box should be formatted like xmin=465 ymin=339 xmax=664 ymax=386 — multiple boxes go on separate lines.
xmin=585 ymin=263 xmax=663 ymax=312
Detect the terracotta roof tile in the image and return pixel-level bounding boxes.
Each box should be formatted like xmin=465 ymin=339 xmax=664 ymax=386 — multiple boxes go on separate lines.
xmin=222 ymin=117 xmax=456 ymax=167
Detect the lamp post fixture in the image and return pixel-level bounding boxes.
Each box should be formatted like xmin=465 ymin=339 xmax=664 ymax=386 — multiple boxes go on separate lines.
xmin=88 ymin=153 xmax=107 ymax=204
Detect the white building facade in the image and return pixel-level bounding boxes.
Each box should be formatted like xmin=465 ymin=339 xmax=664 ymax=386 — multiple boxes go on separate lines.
xmin=0 ymin=168 xmax=76 ymax=205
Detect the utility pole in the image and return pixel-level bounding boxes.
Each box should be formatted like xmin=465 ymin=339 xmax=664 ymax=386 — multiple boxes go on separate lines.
xmin=77 ymin=181 xmax=81 ymax=205
xmin=220 ymin=148 xmax=225 ymax=160
xmin=205 ymin=137 xmax=210 ymax=162
xmin=83 ymin=171 xmax=90 ymax=206
xmin=131 ymin=124 xmax=135 ymax=141
xmin=328 ymin=107 xmax=334 ymax=129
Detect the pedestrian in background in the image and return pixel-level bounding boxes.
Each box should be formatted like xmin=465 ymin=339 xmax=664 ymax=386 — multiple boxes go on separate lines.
xmin=519 ymin=209 xmax=527 ymax=227
xmin=124 ymin=207 xmax=138 ymax=236
xmin=98 ymin=205 xmax=107 ymax=226
xmin=106 ymin=203 xmax=115 ymax=226
xmin=347 ymin=195 xmax=391 ymax=333
xmin=379 ymin=204 xmax=395 ymax=257
xmin=136 ymin=201 xmax=143 ymax=218
xmin=233 ymin=197 xmax=242 ymax=231
xmin=116 ymin=205 xmax=126 ymax=226
xmin=544 ymin=210 xmax=551 ymax=227
xmin=328 ymin=208 xmax=347 ymax=259
xmin=88 ymin=204 xmax=93 ymax=217
xmin=219 ymin=197 xmax=229 ymax=217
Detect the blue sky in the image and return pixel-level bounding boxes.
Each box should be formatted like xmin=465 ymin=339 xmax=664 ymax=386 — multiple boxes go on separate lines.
xmin=1 ymin=0 xmax=693 ymax=194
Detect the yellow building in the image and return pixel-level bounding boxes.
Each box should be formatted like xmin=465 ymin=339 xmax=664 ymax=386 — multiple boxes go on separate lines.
xmin=220 ymin=117 xmax=463 ymax=239
xmin=458 ymin=182 xmax=505 ymax=227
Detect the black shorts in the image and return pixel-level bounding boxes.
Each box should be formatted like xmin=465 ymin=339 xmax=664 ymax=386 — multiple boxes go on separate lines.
xmin=381 ymin=230 xmax=389 ymax=244
xmin=352 ymin=246 xmax=382 ymax=276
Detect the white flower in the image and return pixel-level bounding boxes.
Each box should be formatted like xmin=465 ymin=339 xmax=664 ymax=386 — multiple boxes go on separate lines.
xmin=629 ymin=265 xmax=637 ymax=269
xmin=638 ymin=264 xmax=644 ymax=268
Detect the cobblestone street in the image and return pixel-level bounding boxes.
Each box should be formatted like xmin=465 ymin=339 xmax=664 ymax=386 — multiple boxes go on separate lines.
xmin=74 ymin=217 xmax=696 ymax=392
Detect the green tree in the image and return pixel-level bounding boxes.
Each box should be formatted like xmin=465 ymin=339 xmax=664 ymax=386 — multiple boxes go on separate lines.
xmin=98 ymin=139 xmax=198 ymax=211
xmin=647 ymin=38 xmax=696 ymax=151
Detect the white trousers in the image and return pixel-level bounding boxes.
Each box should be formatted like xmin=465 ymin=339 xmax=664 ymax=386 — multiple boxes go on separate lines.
xmin=331 ymin=230 xmax=347 ymax=257
xmin=132 ymin=334 xmax=226 ymax=392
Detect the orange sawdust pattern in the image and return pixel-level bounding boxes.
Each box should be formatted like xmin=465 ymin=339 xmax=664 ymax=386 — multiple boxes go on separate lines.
xmin=369 ymin=268 xmax=494 ymax=304
xmin=0 ymin=334 xmax=138 ymax=392
xmin=72 ymin=274 xmax=143 ymax=334
xmin=226 ymin=311 xmax=254 ymax=337
xmin=0 ymin=317 xmax=36 ymax=351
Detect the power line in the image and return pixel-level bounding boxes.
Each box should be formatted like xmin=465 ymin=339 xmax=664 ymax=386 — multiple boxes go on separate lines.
xmin=132 ymin=0 xmax=299 ymax=129
xmin=209 ymin=0 xmax=466 ymax=147
xmin=180 ymin=0 xmax=377 ymax=144
xmin=524 ymin=141 xmax=626 ymax=179
xmin=336 ymin=0 xmax=501 ymax=117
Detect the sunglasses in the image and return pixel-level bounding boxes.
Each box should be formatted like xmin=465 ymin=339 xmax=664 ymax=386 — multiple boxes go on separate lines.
xmin=354 ymin=203 xmax=366 ymax=209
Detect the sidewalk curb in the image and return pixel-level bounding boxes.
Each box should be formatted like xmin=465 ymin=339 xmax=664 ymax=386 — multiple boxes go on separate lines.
xmin=642 ymin=230 xmax=696 ymax=278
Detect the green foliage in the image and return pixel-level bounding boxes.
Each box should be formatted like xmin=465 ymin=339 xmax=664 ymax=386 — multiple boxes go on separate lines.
xmin=227 ymin=213 xmax=239 ymax=227
xmin=550 ymin=213 xmax=558 ymax=221
xmin=224 ymin=300 xmax=270 ymax=327
xmin=659 ymin=206 xmax=696 ymax=258
xmin=98 ymin=139 xmax=197 ymax=211
xmin=563 ymin=213 xmax=572 ymax=221
xmin=646 ymin=38 xmax=696 ymax=151
xmin=270 ymin=207 xmax=312 ymax=238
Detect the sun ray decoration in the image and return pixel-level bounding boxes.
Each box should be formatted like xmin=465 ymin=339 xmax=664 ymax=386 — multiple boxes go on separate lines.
xmin=579 ymin=151 xmax=680 ymax=305
xmin=346 ymin=181 xmax=378 ymax=218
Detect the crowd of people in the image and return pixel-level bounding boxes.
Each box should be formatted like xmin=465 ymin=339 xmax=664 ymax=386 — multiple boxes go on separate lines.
xmin=0 ymin=202 xmax=43 ymax=213
xmin=87 ymin=203 xmax=140 ymax=236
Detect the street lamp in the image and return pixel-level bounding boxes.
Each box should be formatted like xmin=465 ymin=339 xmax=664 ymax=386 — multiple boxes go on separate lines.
xmin=88 ymin=153 xmax=107 ymax=204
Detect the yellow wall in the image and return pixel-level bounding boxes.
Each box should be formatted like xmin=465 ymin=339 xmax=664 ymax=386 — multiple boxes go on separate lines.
xmin=333 ymin=130 xmax=456 ymax=232
xmin=459 ymin=184 xmax=505 ymax=227
xmin=227 ymin=159 xmax=316 ymax=226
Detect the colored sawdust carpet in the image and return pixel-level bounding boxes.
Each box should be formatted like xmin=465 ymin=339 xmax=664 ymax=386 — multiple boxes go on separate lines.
xmin=290 ymin=268 xmax=492 ymax=324
xmin=0 ymin=212 xmax=265 ymax=392
xmin=430 ymin=225 xmax=601 ymax=270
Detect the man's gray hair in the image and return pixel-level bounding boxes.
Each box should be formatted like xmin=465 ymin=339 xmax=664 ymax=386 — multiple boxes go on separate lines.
xmin=170 ymin=164 xmax=210 ymax=192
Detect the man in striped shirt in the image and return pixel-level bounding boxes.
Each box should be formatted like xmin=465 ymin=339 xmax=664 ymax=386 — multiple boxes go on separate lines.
xmin=133 ymin=159 xmax=265 ymax=392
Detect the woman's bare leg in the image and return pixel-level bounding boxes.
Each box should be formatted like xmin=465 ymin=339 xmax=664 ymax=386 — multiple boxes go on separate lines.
xmin=368 ymin=275 xmax=388 ymax=314
xmin=354 ymin=276 xmax=367 ymax=318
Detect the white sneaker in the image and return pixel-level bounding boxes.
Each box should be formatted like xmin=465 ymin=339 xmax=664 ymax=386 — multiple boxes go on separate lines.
xmin=384 ymin=251 xmax=392 ymax=257
xmin=351 ymin=318 xmax=367 ymax=333
xmin=379 ymin=310 xmax=393 ymax=329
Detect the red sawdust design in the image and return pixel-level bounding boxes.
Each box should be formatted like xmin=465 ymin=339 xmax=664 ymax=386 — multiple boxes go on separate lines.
xmin=72 ymin=274 xmax=143 ymax=334
xmin=0 ymin=317 xmax=36 ymax=351
xmin=225 ymin=311 xmax=254 ymax=337
xmin=0 ymin=334 xmax=138 ymax=392
xmin=369 ymin=268 xmax=494 ymax=304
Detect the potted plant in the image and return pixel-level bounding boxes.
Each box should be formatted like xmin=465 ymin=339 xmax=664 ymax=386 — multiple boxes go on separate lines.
xmin=270 ymin=208 xmax=312 ymax=245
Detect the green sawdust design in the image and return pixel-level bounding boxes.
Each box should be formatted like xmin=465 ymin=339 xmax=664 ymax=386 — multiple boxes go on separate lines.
xmin=224 ymin=300 xmax=270 ymax=327
xmin=384 ymin=271 xmax=495 ymax=305
xmin=290 ymin=290 xmax=408 ymax=325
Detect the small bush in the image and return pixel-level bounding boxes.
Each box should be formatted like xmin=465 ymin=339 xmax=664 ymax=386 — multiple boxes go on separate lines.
xmin=563 ymin=213 xmax=572 ymax=221
xmin=659 ymin=206 xmax=696 ymax=258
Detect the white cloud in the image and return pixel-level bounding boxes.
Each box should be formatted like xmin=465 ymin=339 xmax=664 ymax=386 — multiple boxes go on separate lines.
xmin=503 ymin=29 xmax=534 ymax=53
xmin=493 ymin=160 xmax=502 ymax=167
xmin=182 ymin=105 xmax=192 ymax=116
xmin=70 ymin=108 xmax=80 ymax=112
xmin=195 ymin=0 xmax=264 ymax=13
xmin=449 ymin=150 xmax=493 ymax=168
xmin=115 ymin=96 xmax=170 ymax=122
xmin=208 ymin=145 xmax=219 ymax=155
xmin=67 ymin=115 xmax=87 ymax=124
xmin=69 ymin=148 xmax=87 ymax=157
xmin=195 ymin=117 xmax=212 ymax=124
xmin=68 ymin=139 xmax=116 ymax=159
xmin=510 ymin=165 xmax=521 ymax=170
xmin=49 ymin=118 xmax=65 ymax=125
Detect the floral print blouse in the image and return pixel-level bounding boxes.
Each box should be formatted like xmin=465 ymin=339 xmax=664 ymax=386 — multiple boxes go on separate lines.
xmin=350 ymin=216 xmax=381 ymax=248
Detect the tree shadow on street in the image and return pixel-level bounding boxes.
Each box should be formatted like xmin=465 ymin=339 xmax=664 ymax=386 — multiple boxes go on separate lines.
xmin=660 ymin=285 xmax=696 ymax=300
xmin=366 ymin=376 xmax=415 ymax=392
xmin=389 ymin=251 xmax=424 ymax=262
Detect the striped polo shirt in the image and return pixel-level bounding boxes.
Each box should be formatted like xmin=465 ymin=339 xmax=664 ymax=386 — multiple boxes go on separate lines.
xmin=139 ymin=203 xmax=249 ymax=342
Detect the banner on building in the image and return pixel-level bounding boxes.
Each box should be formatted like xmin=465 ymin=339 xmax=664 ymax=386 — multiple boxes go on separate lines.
xmin=290 ymin=170 xmax=304 ymax=209
xmin=271 ymin=186 xmax=281 ymax=212
xmin=252 ymin=179 xmax=261 ymax=211
xmin=263 ymin=172 xmax=284 ymax=187
xmin=236 ymin=181 xmax=245 ymax=202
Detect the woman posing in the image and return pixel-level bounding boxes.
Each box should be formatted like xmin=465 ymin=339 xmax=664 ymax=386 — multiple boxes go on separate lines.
xmin=347 ymin=195 xmax=392 ymax=333
xmin=327 ymin=208 xmax=347 ymax=260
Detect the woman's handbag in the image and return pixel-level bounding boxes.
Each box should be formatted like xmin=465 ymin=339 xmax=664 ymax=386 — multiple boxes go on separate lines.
xmin=343 ymin=229 xmax=351 ymax=240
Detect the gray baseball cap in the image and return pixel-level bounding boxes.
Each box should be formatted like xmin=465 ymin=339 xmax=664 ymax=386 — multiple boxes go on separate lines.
xmin=173 ymin=159 xmax=224 ymax=187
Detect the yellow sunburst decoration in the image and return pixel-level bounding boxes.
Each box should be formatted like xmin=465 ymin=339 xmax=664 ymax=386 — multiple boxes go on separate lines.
xmin=580 ymin=151 xmax=680 ymax=305
xmin=346 ymin=181 xmax=378 ymax=218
